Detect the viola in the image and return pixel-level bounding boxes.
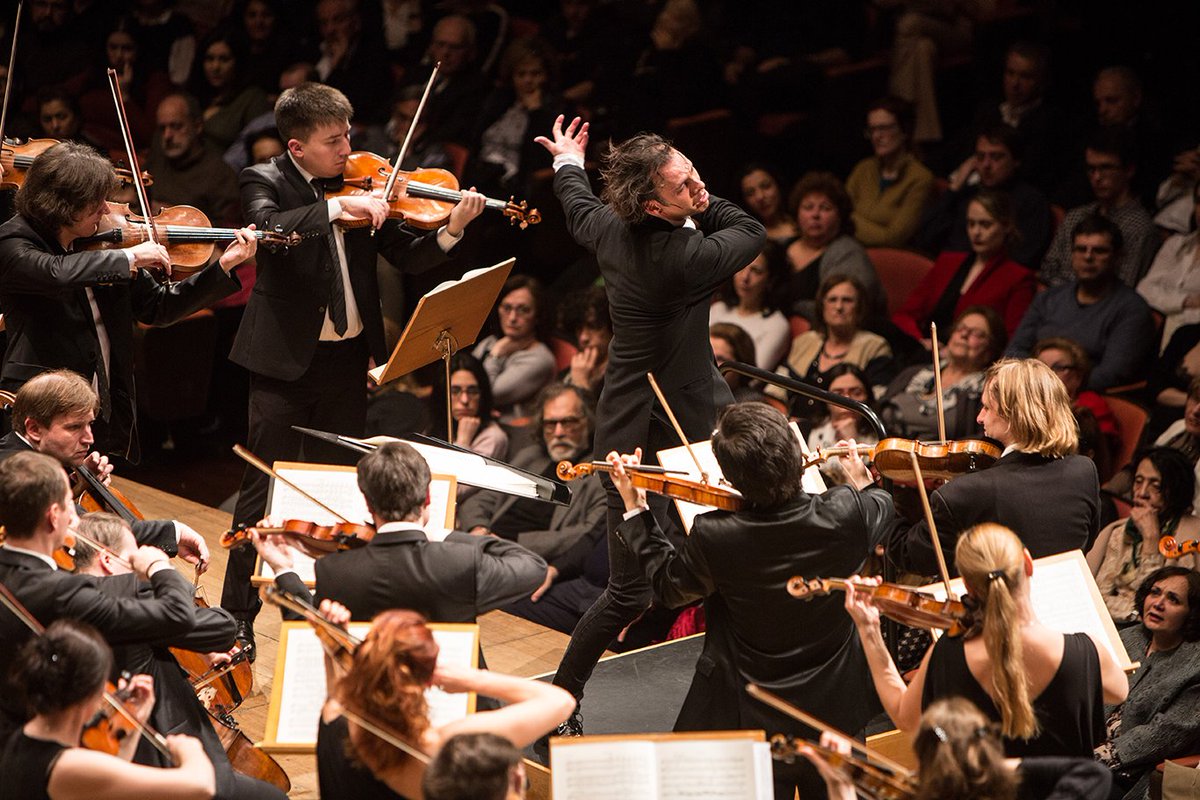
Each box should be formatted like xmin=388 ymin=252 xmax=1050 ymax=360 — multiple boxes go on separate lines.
xmin=870 ymin=437 xmax=1000 ymax=484
xmin=75 ymin=464 xmax=144 ymax=525
xmin=1159 ymin=535 xmax=1200 ymax=560
xmin=76 ymin=202 xmax=307 ymax=277
xmin=261 ymin=585 xmax=360 ymax=673
xmin=787 ymin=576 xmax=973 ymax=637
xmin=556 ymin=460 xmax=743 ymax=511
xmin=332 ymin=151 xmax=540 ymax=230
xmin=769 ymin=735 xmax=917 ymax=800
xmin=221 ymin=518 xmax=375 ymax=554
xmin=0 ymin=138 xmax=153 ymax=191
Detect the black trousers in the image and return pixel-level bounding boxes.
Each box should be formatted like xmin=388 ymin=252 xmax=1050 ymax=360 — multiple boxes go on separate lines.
xmin=221 ymin=336 xmax=369 ymax=620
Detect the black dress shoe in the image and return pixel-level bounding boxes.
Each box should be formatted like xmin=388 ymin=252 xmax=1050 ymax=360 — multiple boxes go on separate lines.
xmin=235 ymin=619 xmax=257 ymax=663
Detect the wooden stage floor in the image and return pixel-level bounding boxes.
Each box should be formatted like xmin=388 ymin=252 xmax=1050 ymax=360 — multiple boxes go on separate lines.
xmin=115 ymin=477 xmax=575 ymax=799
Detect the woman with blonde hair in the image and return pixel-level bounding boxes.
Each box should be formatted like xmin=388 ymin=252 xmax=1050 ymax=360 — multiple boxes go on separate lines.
xmin=891 ymin=358 xmax=1102 ymax=576
xmin=847 ymin=523 xmax=1127 ymax=756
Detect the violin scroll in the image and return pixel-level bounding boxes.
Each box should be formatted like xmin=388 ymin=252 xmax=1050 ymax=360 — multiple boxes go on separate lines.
xmin=786 ymin=576 xmax=831 ymax=600
xmin=502 ymin=198 xmax=541 ymax=229
xmin=1159 ymin=535 xmax=1200 ymax=560
xmin=556 ymin=460 xmax=591 ymax=481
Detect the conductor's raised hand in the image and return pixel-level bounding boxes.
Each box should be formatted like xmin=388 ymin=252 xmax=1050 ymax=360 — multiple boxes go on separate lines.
xmin=534 ymin=115 xmax=589 ymax=160
xmin=606 ymin=448 xmax=646 ymax=513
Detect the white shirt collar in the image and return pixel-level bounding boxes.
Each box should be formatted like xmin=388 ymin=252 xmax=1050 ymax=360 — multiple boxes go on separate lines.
xmin=288 ymin=153 xmax=319 ymax=186
xmin=1 ymin=542 xmax=58 ymax=569
xmin=377 ymin=521 xmax=425 ymax=534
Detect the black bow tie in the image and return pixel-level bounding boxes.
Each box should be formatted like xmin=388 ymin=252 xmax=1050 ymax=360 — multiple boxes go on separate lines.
xmin=310 ymin=174 xmax=345 ymax=195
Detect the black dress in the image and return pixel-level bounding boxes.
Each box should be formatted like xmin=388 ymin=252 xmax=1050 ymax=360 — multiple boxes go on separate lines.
xmin=316 ymin=715 xmax=411 ymax=800
xmin=0 ymin=730 xmax=67 ymax=800
xmin=1017 ymin=757 xmax=1113 ymax=800
xmin=921 ymin=632 xmax=1105 ymax=757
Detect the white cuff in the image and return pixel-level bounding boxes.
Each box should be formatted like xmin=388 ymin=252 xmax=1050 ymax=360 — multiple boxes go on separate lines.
xmin=124 ymin=249 xmax=137 ymax=266
xmin=147 ymin=560 xmax=173 ymax=578
xmin=436 ymin=225 xmax=463 ymax=252
xmin=553 ymin=153 xmax=585 ymax=171
xmin=326 ymin=198 xmax=341 ymax=222
xmin=622 ymin=506 xmax=650 ymax=521
xmin=273 ymin=568 xmax=299 ymax=580
xmin=171 ymin=520 xmax=183 ymax=544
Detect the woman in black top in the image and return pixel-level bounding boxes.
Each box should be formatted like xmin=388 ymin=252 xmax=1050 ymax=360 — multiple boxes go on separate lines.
xmin=0 ymin=619 xmax=214 ymax=800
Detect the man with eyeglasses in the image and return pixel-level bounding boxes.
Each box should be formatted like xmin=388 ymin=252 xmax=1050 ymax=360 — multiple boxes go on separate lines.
xmin=1008 ymin=214 xmax=1156 ymax=391
xmin=1040 ymin=127 xmax=1159 ymax=288
xmin=458 ymin=383 xmax=607 ymax=634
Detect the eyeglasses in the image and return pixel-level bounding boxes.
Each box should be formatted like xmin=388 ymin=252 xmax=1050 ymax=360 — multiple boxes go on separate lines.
xmin=499 ymin=303 xmax=534 ymax=317
xmin=542 ymin=416 xmax=583 ymax=433
xmin=450 ymin=386 xmax=481 ymax=397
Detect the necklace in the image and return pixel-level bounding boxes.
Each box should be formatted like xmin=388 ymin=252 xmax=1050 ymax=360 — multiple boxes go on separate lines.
xmin=821 ymin=342 xmax=849 ymax=360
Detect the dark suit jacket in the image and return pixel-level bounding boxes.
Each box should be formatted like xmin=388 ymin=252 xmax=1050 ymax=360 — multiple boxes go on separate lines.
xmin=0 ymin=549 xmax=197 ymax=736
xmin=0 ymin=431 xmax=178 ymax=554
xmin=619 ymin=485 xmax=893 ymax=736
xmin=0 ymin=215 xmax=239 ymax=460
xmin=231 ymin=155 xmax=451 ymax=381
xmin=553 ymin=166 xmax=766 ymax=456
xmin=275 ymin=527 xmax=546 ymax=624
xmin=891 ymin=451 xmax=1100 ymax=576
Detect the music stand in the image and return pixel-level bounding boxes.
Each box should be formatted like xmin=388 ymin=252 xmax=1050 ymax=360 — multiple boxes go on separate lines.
xmin=369 ymin=258 xmax=514 ymax=437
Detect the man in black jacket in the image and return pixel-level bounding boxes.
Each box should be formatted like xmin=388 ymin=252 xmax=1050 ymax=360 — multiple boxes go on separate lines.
xmin=533 ymin=116 xmax=765 ymax=732
xmin=611 ymin=402 xmax=890 ymax=800
xmin=0 ymin=141 xmax=256 ymax=462
xmin=223 ymin=82 xmax=485 ymax=642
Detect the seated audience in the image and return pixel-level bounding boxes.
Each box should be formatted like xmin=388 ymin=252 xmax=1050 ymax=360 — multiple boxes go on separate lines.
xmin=34 ymin=90 xmax=104 ymax=152
xmin=1136 ymin=180 xmax=1200 ymax=348
xmin=846 ymin=95 xmax=934 ymax=248
xmin=236 ymin=0 xmax=307 ymax=96
xmin=188 ymin=32 xmax=272 ymax=155
xmin=772 ymin=274 xmax=895 ymax=418
xmin=408 ymin=14 xmax=491 ymax=147
xmin=472 ymin=276 xmax=557 ymax=422
xmin=422 ymin=732 xmax=526 ymax=800
xmin=708 ymin=242 xmax=791 ymax=371
xmin=709 ymin=322 xmax=763 ymax=404
xmin=739 ymin=163 xmax=799 ymax=244
xmin=806 ymin=364 xmax=881 ymax=486
xmin=894 ymin=188 xmax=1036 ymax=343
xmin=1152 ymin=141 xmax=1199 ymax=235
xmin=1009 ymin=215 xmax=1157 ymax=391
xmin=1106 ymin=376 xmax=1200 ymax=513
xmin=145 ymin=92 xmax=241 ymax=226
xmin=1147 ymin=324 xmax=1200 ymax=440
xmin=850 ymin=522 xmax=1128 ymax=751
xmin=1088 ymin=448 xmax=1199 ymax=625
xmin=1033 ymin=337 xmax=1119 ymax=476
xmin=916 ymin=125 xmax=1052 ymax=269
xmin=784 ymin=172 xmax=885 ymax=319
xmin=313 ymin=0 xmax=392 ymax=126
xmin=558 ymin=285 xmax=611 ymax=397
xmin=428 ymin=353 xmax=508 ymax=499
xmin=1096 ymin=568 xmax=1200 ymax=800
xmin=1040 ymin=128 xmax=1160 ymax=289
xmin=79 ymin=19 xmax=172 ymax=153
xmin=881 ymin=306 xmax=1004 ymax=441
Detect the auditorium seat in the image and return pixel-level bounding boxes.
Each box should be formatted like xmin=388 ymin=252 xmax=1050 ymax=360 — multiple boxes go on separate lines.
xmin=866 ymin=248 xmax=935 ymax=316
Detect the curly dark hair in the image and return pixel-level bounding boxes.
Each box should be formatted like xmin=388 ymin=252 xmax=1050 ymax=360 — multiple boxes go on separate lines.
xmin=599 ymin=132 xmax=675 ymax=223
xmin=1134 ymin=567 xmax=1200 ymax=642
xmin=712 ymin=402 xmax=804 ymax=509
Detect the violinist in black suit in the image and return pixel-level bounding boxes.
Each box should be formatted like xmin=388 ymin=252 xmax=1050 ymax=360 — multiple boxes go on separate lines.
xmin=223 ymin=82 xmax=485 ymax=642
xmin=890 ymin=357 xmax=1100 ymax=576
xmin=0 ymin=369 xmax=208 ymax=567
xmin=610 ymin=402 xmax=891 ymax=800
xmin=0 ymin=452 xmax=199 ymax=740
xmin=533 ymin=116 xmax=766 ymax=732
xmin=76 ymin=512 xmax=287 ymax=800
xmin=0 ymin=142 xmax=256 ymax=462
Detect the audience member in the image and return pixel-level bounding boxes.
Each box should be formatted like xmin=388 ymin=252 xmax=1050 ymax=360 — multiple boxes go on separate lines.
xmin=1040 ymin=128 xmax=1160 ymax=288
xmin=1090 ymin=65 xmax=1175 ymax=209
xmin=558 ymin=285 xmax=611 ymax=397
xmin=1033 ymin=337 xmax=1119 ymax=478
xmin=1152 ymin=140 xmax=1200 ymax=235
xmin=709 ymin=242 xmax=791 ymax=371
xmin=846 ymin=96 xmax=934 ymax=248
xmin=1088 ymin=449 xmax=1199 ymax=625
xmin=188 ymin=32 xmax=272 ymax=154
xmin=738 ymin=164 xmax=799 ymax=244
xmin=411 ymin=14 xmax=491 ymax=148
xmin=1147 ymin=325 xmax=1200 ymax=440
xmin=1010 ymin=215 xmax=1157 ymax=391
xmin=385 ymin=85 xmax=454 ymax=172
xmin=427 ymin=352 xmax=509 ymax=473
xmin=894 ymin=188 xmax=1035 ymax=344
xmin=917 ymin=125 xmax=1052 ymax=269
xmin=14 ymin=0 xmax=93 ymax=98
xmin=79 ymin=19 xmax=173 ymax=153
xmin=145 ymin=92 xmax=241 ymax=225
xmin=235 ymin=0 xmax=307 ymax=96
xmin=805 ymin=364 xmax=881 ymax=486
xmin=784 ymin=171 xmax=884 ymax=319
xmin=1136 ymin=180 xmax=1200 ymax=347
xmin=709 ymin=322 xmax=763 ymax=404
xmin=773 ymin=274 xmax=895 ymax=417
xmin=313 ymin=0 xmax=392 ymax=125
xmin=33 ymin=90 xmax=104 ymax=153
xmin=881 ymin=305 xmax=1004 ymax=442
xmin=472 ymin=275 xmax=557 ymax=422
xmin=1106 ymin=377 xmax=1200 ymax=514
xmin=131 ymin=0 xmax=197 ymax=86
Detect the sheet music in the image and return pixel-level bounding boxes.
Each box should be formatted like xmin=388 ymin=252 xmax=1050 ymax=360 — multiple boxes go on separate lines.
xmin=267 ymin=622 xmax=477 ymax=748
xmin=657 ymin=422 xmax=822 ymax=532
xmin=551 ymin=739 xmax=771 ymax=800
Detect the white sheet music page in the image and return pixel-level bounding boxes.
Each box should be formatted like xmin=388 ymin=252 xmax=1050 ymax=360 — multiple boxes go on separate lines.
xmin=655 ymin=739 xmax=772 ymax=800
xmin=551 ymin=740 xmax=658 ymax=799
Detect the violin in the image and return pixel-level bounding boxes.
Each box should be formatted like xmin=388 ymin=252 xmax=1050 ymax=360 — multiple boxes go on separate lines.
xmin=75 ymin=464 xmax=144 ymax=524
xmin=870 ymin=437 xmax=1000 ymax=484
xmin=332 ymin=151 xmax=540 ymax=230
xmin=261 ymin=585 xmax=361 ymax=672
xmin=76 ymin=202 xmax=307 ymax=277
xmin=0 ymin=138 xmax=153 ymax=191
xmin=221 ymin=518 xmax=375 ymax=553
xmin=787 ymin=576 xmax=973 ymax=637
xmin=769 ymin=735 xmax=917 ymax=800
xmin=556 ymin=460 xmax=743 ymax=511
xmin=1159 ymin=535 xmax=1200 ymax=560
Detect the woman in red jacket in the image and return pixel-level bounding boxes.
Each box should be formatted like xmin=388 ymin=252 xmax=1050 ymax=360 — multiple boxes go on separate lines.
xmin=894 ymin=188 xmax=1036 ymax=346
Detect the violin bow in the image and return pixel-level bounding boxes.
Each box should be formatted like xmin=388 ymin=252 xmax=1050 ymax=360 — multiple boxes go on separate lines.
xmin=70 ymin=527 xmax=133 ymax=570
xmin=0 ymin=579 xmax=174 ymax=762
xmin=0 ymin=1 xmax=22 ymax=149
xmin=232 ymin=444 xmax=355 ymax=523
xmin=930 ymin=322 xmax=946 ymax=444
xmin=746 ymin=684 xmax=912 ymax=776
xmin=647 ymin=372 xmax=710 ymax=485
xmin=259 ymin=585 xmax=363 ymax=649
xmin=907 ymin=452 xmax=956 ymax=601
xmin=107 ymin=67 xmax=165 ymax=279
xmin=339 ymin=703 xmax=431 ymax=764
xmin=382 ymin=61 xmax=440 ymax=207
